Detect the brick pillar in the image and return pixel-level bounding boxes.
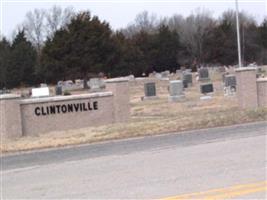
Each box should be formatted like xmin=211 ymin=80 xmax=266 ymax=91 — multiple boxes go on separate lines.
xmin=235 ymin=67 xmax=258 ymax=109
xmin=0 ymin=94 xmax=23 ymax=139
xmin=257 ymin=78 xmax=267 ymax=107
xmin=105 ymin=78 xmax=130 ymax=123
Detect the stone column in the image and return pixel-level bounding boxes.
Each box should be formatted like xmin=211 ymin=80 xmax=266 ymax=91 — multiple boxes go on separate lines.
xmin=0 ymin=94 xmax=23 ymax=139
xmin=257 ymin=78 xmax=267 ymax=107
xmin=235 ymin=67 xmax=258 ymax=109
xmin=105 ymin=78 xmax=130 ymax=123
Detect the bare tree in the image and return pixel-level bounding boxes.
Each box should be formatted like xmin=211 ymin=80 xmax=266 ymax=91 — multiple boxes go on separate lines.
xmin=22 ymin=6 xmax=75 ymax=53
xmin=45 ymin=6 xmax=74 ymax=38
xmin=178 ymin=8 xmax=215 ymax=64
xmin=23 ymin=8 xmax=46 ymax=53
xmin=167 ymin=14 xmax=184 ymax=31
xmin=134 ymin=11 xmax=158 ymax=32
xmin=121 ymin=11 xmax=159 ymax=38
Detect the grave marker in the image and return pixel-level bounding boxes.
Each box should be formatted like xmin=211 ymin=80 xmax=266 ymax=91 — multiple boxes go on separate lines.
xmin=31 ymin=87 xmax=50 ymax=98
xmin=183 ymin=72 xmax=193 ymax=87
xmin=89 ymin=78 xmax=105 ymax=92
xmin=224 ymin=75 xmax=236 ymax=96
xmin=168 ymin=80 xmax=185 ymax=102
xmin=224 ymin=75 xmax=236 ymax=88
xmin=198 ymin=68 xmax=210 ymax=81
xmin=142 ymin=82 xmax=158 ymax=100
xmin=200 ymin=83 xmax=213 ymax=94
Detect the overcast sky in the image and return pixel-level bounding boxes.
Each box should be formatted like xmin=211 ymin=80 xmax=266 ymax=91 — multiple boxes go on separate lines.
xmin=0 ymin=0 xmax=266 ymax=38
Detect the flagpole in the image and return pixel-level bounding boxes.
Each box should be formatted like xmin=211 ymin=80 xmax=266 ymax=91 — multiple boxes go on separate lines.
xmin=235 ymin=0 xmax=242 ymax=68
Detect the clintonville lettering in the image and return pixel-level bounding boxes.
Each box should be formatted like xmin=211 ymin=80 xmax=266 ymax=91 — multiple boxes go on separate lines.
xmin=34 ymin=101 xmax=98 ymax=116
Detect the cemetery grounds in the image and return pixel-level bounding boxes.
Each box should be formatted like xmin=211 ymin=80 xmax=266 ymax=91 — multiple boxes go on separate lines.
xmin=1 ymin=70 xmax=267 ymax=153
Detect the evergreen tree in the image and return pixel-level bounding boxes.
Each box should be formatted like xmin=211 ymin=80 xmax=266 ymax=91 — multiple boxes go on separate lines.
xmin=41 ymin=11 xmax=116 ymax=82
xmin=0 ymin=38 xmax=11 ymax=88
xmin=259 ymin=18 xmax=267 ymax=48
xmin=150 ymin=25 xmax=181 ymax=72
xmin=7 ymin=30 xmax=37 ymax=88
xmin=111 ymin=32 xmax=146 ymax=77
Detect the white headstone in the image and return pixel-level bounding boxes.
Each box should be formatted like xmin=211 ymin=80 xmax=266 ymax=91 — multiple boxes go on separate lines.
xmin=31 ymin=87 xmax=49 ymax=98
xmin=40 ymin=83 xmax=48 ymax=88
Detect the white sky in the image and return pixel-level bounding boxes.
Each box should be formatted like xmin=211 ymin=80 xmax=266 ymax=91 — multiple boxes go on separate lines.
xmin=0 ymin=0 xmax=267 ymax=38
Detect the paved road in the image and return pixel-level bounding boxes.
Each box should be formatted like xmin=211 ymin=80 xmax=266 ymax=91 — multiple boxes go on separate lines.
xmin=1 ymin=122 xmax=267 ymax=199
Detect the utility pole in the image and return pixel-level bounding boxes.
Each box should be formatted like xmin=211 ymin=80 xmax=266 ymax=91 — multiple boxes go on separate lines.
xmin=235 ymin=0 xmax=242 ymax=68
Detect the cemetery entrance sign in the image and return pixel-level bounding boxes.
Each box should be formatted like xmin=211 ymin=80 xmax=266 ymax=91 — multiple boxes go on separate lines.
xmin=34 ymin=101 xmax=98 ymax=116
xmin=0 ymin=79 xmax=130 ymax=139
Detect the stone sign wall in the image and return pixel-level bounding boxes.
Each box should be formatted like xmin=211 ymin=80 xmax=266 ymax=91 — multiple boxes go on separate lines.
xmin=0 ymin=80 xmax=130 ymax=139
xmin=20 ymin=93 xmax=114 ymax=136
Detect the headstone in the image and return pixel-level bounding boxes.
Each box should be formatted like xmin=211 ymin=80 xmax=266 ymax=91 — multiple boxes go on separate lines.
xmin=176 ymin=69 xmax=182 ymax=77
xmin=200 ymin=83 xmax=213 ymax=94
xmin=126 ymin=75 xmax=135 ymax=81
xmin=224 ymin=75 xmax=236 ymax=96
xmin=65 ymin=80 xmax=74 ymax=86
xmin=218 ymin=66 xmax=226 ymax=73
xmin=168 ymin=80 xmax=185 ymax=102
xmin=0 ymin=88 xmax=10 ymax=95
xmin=149 ymin=71 xmax=156 ymax=78
xmin=176 ymin=69 xmax=182 ymax=74
xmin=183 ymin=80 xmax=188 ymax=88
xmin=161 ymin=71 xmax=170 ymax=78
xmin=55 ymin=86 xmax=62 ymax=95
xmin=222 ymin=72 xmax=229 ymax=83
xmin=75 ymin=79 xmax=83 ymax=85
xmin=183 ymin=72 xmax=193 ymax=87
xmin=198 ymin=68 xmax=210 ymax=81
xmin=60 ymin=80 xmax=83 ymax=92
xmin=57 ymin=81 xmax=64 ymax=86
xmin=89 ymin=78 xmax=103 ymax=92
xmin=31 ymin=87 xmax=50 ymax=98
xmin=129 ymin=75 xmax=135 ymax=80
xmin=145 ymin=82 xmax=156 ymax=97
xmin=256 ymin=67 xmax=263 ymax=78
xmin=224 ymin=75 xmax=236 ymax=88
xmin=40 ymin=83 xmax=47 ymax=88
xmin=142 ymin=82 xmax=157 ymax=100
xmin=155 ymin=73 xmax=162 ymax=79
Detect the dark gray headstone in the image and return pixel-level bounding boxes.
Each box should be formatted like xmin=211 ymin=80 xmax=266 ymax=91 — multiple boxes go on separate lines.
xmin=183 ymin=73 xmax=193 ymax=85
xmin=224 ymin=75 xmax=236 ymax=87
xmin=199 ymin=68 xmax=210 ymax=81
xmin=144 ymin=82 xmax=156 ymax=97
xmin=200 ymin=83 xmax=213 ymax=94
xmin=183 ymin=80 xmax=188 ymax=88
xmin=55 ymin=86 xmax=62 ymax=95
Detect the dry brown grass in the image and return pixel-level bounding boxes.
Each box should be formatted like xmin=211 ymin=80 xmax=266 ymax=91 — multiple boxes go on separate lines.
xmin=1 ymin=72 xmax=266 ymax=153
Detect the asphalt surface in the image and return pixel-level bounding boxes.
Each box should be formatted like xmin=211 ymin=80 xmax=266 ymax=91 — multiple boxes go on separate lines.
xmin=1 ymin=122 xmax=267 ymax=199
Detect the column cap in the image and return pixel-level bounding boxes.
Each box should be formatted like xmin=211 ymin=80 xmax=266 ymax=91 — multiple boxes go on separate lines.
xmin=0 ymin=94 xmax=21 ymax=100
xmin=105 ymin=78 xmax=129 ymax=83
xmin=257 ymin=78 xmax=267 ymax=82
xmin=235 ymin=67 xmax=256 ymax=72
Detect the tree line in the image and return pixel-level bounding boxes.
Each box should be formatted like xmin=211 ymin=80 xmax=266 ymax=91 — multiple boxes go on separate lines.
xmin=0 ymin=6 xmax=266 ymax=89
